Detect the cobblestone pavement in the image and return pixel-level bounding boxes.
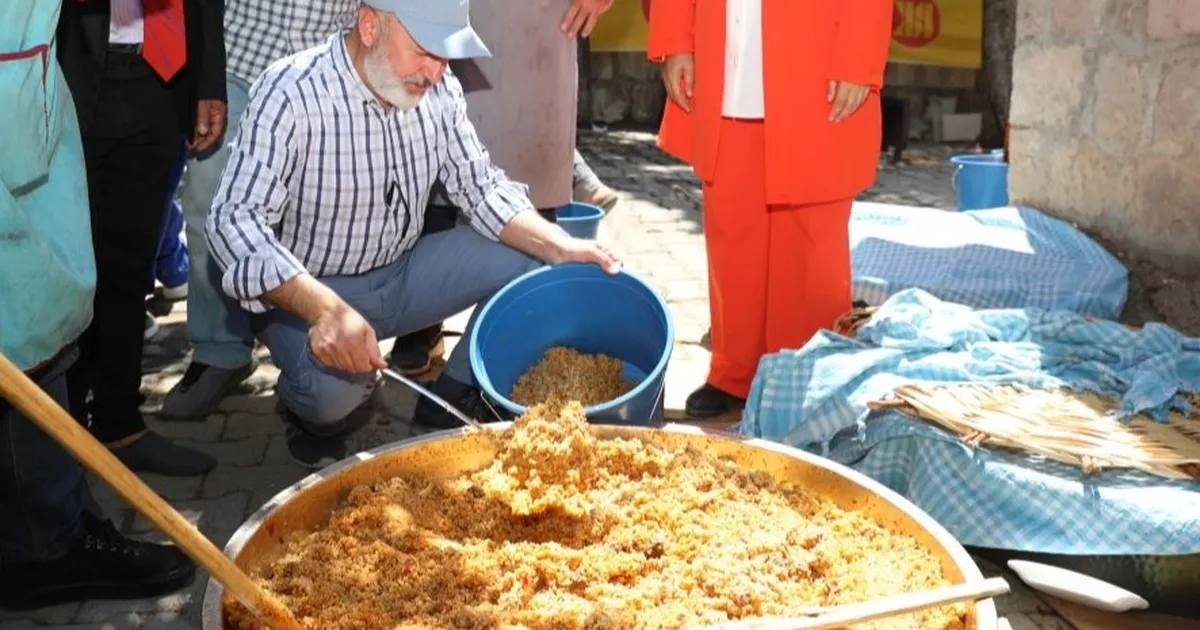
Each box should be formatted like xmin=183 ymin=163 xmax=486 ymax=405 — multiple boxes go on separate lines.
xmin=2 ymin=132 xmax=1074 ymax=629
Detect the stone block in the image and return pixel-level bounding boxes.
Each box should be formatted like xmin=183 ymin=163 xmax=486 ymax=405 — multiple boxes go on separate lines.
xmin=1015 ymin=0 xmax=1049 ymax=43
xmin=1135 ymin=155 xmax=1200 ymax=271
xmin=589 ymin=52 xmax=616 ymax=81
xmin=1092 ymin=51 xmax=1147 ymax=153
xmin=589 ymin=83 xmax=630 ymax=123
xmin=1105 ymin=0 xmax=1148 ymax=35
xmin=1050 ymin=0 xmax=1103 ymax=38
xmin=179 ymin=436 xmax=269 ymax=467
xmin=0 ymin=602 xmax=81 ymax=626
xmin=1147 ymin=0 xmax=1200 ymax=39
xmin=145 ymin=413 xmax=226 ymax=443
xmin=1009 ymin=44 xmax=1086 ymax=130
xmin=221 ymin=410 xmax=284 ymax=439
xmin=218 ymin=392 xmax=279 ymax=415
xmin=616 ymin=51 xmax=657 ymax=81
xmin=1072 ymin=139 xmax=1137 ymax=223
xmin=630 ymin=81 xmax=666 ymax=124
xmin=1149 ymin=49 xmax=1200 ymax=157
xmin=1006 ymin=126 xmax=1063 ymax=208
xmin=200 ymin=463 xmax=307 ymax=501
xmin=76 ymin=572 xmax=208 ymax=625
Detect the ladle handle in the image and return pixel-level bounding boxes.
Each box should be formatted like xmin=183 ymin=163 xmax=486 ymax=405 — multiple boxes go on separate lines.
xmin=701 ymin=577 xmax=1010 ymax=629
xmin=0 ymin=351 xmax=305 ymax=630
xmin=381 ymin=367 xmax=486 ymax=430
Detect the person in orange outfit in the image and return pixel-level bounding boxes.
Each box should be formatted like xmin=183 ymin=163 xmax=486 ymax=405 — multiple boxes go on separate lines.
xmin=647 ymin=0 xmax=894 ymax=417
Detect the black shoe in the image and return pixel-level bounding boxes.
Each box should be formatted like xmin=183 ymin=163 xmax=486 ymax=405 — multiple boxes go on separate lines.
xmin=684 ymin=383 xmax=746 ymax=418
xmin=281 ymin=406 xmax=373 ymax=469
xmin=283 ymin=423 xmax=346 ymax=470
xmin=387 ymin=324 xmax=445 ymax=376
xmin=111 ymin=430 xmax=217 ymax=477
xmin=411 ymin=377 xmax=511 ymax=429
xmin=160 ymin=359 xmax=259 ymax=421
xmin=0 ymin=513 xmax=196 ymax=611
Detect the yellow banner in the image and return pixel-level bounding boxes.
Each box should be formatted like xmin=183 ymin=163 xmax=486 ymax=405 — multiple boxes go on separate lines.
xmin=588 ymin=0 xmax=649 ymax=53
xmin=889 ymin=0 xmax=983 ymax=69
xmin=588 ymin=0 xmax=982 ymax=69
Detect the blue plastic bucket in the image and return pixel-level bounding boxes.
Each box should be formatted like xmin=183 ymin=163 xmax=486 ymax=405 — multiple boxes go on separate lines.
xmin=950 ymin=153 xmax=1010 ymax=211
xmin=469 ymin=263 xmax=674 ymax=425
xmin=556 ymin=202 xmax=605 ymax=240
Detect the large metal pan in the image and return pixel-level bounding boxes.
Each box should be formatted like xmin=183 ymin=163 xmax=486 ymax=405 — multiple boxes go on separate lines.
xmin=201 ymin=424 xmax=1000 ymax=630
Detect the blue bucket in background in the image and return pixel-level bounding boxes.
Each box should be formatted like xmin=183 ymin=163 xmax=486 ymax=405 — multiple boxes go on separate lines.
xmin=556 ymin=202 xmax=605 ymax=240
xmin=951 ymin=153 xmax=1010 ymax=211
xmin=469 ymin=263 xmax=674 ymax=425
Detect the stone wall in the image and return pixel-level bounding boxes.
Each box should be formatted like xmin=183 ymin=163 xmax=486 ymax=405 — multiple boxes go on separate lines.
xmin=580 ymin=52 xmax=666 ymax=126
xmin=579 ymin=51 xmax=982 ymax=136
xmin=1009 ymin=0 xmax=1200 ymax=274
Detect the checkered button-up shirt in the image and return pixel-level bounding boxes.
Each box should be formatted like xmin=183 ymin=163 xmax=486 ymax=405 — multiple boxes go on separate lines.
xmin=206 ymin=33 xmax=533 ymax=312
xmin=223 ymin=0 xmax=359 ymax=86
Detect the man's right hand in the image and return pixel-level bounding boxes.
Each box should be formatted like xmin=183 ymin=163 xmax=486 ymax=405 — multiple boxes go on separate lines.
xmin=661 ymin=53 xmax=695 ymax=113
xmin=308 ymin=302 xmax=387 ymax=374
xmin=263 ymin=273 xmax=387 ymax=374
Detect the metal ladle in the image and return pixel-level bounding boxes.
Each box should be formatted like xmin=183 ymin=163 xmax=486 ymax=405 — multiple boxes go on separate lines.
xmin=380 ymin=368 xmax=491 ymax=433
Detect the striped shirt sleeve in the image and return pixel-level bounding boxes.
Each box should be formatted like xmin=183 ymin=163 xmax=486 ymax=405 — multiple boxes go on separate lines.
xmin=436 ymin=74 xmax=534 ymax=241
xmin=205 ymin=77 xmax=308 ymax=313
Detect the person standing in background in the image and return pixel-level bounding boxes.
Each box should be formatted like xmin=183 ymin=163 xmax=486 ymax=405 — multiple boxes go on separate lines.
xmin=145 ymin=146 xmax=190 ymax=341
xmin=1 ymin=0 xmax=196 ymax=608
xmin=387 ymin=0 xmax=617 ymax=385
xmin=647 ymin=0 xmax=893 ymax=417
xmin=160 ymin=0 xmax=360 ymax=421
xmin=57 ymin=0 xmax=228 ymax=476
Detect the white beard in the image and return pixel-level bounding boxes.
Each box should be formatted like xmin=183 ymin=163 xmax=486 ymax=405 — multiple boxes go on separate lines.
xmin=362 ymin=51 xmax=425 ymax=111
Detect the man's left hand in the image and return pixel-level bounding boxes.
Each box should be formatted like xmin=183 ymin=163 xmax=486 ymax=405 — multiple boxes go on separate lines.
xmin=827 ymin=80 xmax=871 ymax=123
xmin=189 ymin=99 xmax=227 ymax=152
xmin=561 ymin=0 xmax=615 ymax=38
xmin=552 ymin=237 xmax=622 ymax=274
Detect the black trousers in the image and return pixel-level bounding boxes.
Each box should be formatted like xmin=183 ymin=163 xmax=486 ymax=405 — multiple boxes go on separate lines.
xmin=67 ymin=50 xmax=183 ymax=443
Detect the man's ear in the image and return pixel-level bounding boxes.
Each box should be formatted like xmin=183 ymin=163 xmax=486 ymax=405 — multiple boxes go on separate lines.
xmin=357 ymin=6 xmax=381 ymax=48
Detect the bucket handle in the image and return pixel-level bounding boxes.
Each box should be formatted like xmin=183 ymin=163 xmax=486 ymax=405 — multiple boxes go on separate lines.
xmin=648 ymin=380 xmax=666 ymax=426
xmin=952 ymin=162 xmax=963 ymax=193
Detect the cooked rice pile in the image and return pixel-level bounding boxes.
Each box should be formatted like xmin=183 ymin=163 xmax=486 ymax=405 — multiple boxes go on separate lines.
xmin=511 ymin=346 xmax=632 ymax=407
xmin=226 ymin=402 xmax=968 ymax=630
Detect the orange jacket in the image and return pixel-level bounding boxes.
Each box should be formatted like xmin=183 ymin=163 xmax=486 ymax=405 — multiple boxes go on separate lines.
xmin=647 ymin=0 xmax=894 ymax=205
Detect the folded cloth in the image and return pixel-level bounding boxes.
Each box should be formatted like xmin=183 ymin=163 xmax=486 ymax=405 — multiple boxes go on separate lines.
xmin=737 ymin=288 xmax=1200 ymax=555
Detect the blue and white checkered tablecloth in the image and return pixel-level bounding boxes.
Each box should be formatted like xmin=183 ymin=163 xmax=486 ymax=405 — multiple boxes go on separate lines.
xmin=850 ymin=203 xmax=1128 ymax=320
xmin=737 ymin=289 xmax=1200 ymax=555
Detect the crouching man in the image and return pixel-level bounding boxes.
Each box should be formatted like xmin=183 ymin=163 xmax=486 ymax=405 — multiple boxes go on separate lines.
xmin=206 ymin=0 xmax=619 ymax=468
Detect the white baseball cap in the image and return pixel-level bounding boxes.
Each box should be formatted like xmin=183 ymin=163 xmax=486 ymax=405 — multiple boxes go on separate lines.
xmin=363 ymin=0 xmax=491 ymax=59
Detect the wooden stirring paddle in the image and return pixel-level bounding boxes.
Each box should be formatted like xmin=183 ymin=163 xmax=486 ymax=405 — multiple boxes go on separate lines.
xmin=0 ymin=351 xmax=305 ymax=630
xmin=699 ymin=576 xmax=1010 ymax=630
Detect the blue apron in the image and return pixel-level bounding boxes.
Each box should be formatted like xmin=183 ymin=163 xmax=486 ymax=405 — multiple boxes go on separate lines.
xmin=0 ymin=0 xmax=97 ymax=371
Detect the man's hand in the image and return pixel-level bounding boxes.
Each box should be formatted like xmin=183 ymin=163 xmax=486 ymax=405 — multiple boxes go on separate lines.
xmin=189 ymin=99 xmax=227 ymax=152
xmin=263 ymin=273 xmax=386 ymax=374
xmin=498 ymin=209 xmax=622 ymax=274
xmin=561 ymin=0 xmax=615 ymax=38
xmin=827 ymin=80 xmax=871 ymax=123
xmin=661 ymin=53 xmax=694 ymax=113
xmin=308 ymin=302 xmax=388 ymax=374
xmin=549 ymin=237 xmax=622 ymax=274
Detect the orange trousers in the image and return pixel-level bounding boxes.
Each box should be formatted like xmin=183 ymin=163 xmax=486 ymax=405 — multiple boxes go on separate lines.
xmin=703 ymin=118 xmax=853 ymax=398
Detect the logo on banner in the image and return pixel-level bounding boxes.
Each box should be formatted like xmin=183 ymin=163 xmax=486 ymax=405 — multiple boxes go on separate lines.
xmin=893 ymin=0 xmax=942 ymax=48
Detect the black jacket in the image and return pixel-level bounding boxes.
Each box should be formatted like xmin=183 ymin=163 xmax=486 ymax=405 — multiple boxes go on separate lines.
xmin=56 ymin=0 xmax=227 ymax=136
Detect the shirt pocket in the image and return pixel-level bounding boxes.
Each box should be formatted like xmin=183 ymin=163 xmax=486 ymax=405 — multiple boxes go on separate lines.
xmin=0 ymin=44 xmax=51 ymax=193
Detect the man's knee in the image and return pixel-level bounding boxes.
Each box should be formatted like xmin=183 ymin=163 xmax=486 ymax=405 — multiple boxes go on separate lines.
xmin=276 ymin=366 xmax=374 ymax=428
